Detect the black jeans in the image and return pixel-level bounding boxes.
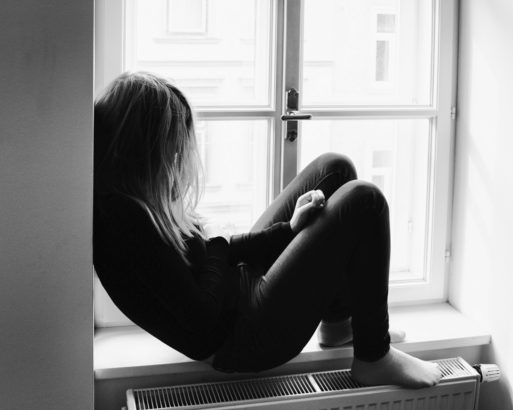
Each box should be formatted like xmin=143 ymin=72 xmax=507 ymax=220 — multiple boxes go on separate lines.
xmin=213 ymin=153 xmax=391 ymax=372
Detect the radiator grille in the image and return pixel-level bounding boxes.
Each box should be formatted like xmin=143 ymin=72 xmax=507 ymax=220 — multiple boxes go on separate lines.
xmin=128 ymin=357 xmax=478 ymax=410
xmin=311 ymin=370 xmax=362 ymax=391
xmin=132 ymin=374 xmax=316 ymax=409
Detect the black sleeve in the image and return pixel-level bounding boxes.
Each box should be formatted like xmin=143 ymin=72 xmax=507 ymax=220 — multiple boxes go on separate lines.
xmin=96 ymin=195 xmax=236 ymax=338
xmin=229 ymin=221 xmax=295 ymax=266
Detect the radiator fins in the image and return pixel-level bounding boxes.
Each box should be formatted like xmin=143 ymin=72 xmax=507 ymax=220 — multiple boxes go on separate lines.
xmin=128 ymin=357 xmax=478 ymax=410
xmin=133 ymin=375 xmax=316 ymax=409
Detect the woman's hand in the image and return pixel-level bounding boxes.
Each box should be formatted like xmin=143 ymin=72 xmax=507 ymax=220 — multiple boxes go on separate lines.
xmin=290 ymin=189 xmax=326 ymax=234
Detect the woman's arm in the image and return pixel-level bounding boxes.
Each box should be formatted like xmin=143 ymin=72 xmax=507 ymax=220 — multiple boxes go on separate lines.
xmin=228 ymin=190 xmax=325 ymax=266
xmin=229 ymin=221 xmax=295 ymax=266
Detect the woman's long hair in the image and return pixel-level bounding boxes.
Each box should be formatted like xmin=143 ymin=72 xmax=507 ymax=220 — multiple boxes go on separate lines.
xmin=94 ymin=72 xmax=204 ymax=263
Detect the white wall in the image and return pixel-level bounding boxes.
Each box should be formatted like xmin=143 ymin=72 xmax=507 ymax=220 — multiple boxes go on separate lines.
xmin=450 ymin=0 xmax=513 ymax=408
xmin=0 ymin=1 xmax=94 ymax=409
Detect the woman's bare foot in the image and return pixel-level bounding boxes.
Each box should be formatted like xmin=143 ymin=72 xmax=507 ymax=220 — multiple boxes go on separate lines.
xmin=351 ymin=346 xmax=442 ymax=388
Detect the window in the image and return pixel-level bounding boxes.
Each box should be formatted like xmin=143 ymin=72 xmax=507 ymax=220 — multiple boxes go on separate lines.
xmin=195 ymin=120 xmax=270 ymax=234
xmin=375 ymin=40 xmax=390 ymax=82
xmin=377 ymin=13 xmax=396 ymax=33
xmin=375 ymin=13 xmax=396 ymax=82
xmin=300 ymin=119 xmax=430 ymax=281
xmin=95 ymin=0 xmax=458 ymax=325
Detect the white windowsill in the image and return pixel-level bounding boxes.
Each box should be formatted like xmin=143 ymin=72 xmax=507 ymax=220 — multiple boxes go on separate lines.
xmin=94 ymin=302 xmax=491 ymax=380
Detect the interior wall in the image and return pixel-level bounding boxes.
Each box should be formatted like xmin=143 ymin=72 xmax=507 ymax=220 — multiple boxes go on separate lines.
xmin=0 ymin=1 xmax=94 ymax=409
xmin=450 ymin=0 xmax=513 ymax=408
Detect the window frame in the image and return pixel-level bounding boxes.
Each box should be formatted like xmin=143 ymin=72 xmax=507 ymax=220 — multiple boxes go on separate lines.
xmin=94 ymin=0 xmax=458 ymax=327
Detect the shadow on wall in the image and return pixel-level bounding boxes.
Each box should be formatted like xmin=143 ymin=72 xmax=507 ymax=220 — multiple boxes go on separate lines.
xmin=478 ymin=345 xmax=513 ymax=410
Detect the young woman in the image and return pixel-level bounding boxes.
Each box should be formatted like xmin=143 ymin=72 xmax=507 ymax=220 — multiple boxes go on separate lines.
xmin=93 ymin=71 xmax=441 ymax=388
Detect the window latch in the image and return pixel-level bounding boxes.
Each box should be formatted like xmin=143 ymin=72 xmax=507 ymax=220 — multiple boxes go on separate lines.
xmin=450 ymin=106 xmax=457 ymax=120
xmin=281 ymin=88 xmax=312 ymax=142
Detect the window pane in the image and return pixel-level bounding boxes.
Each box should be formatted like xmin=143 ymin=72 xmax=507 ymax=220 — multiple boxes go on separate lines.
xmin=168 ymin=0 xmax=206 ymax=33
xmin=126 ymin=0 xmax=274 ymax=107
xmin=299 ymin=119 xmax=431 ymax=281
xmin=302 ymin=0 xmax=434 ymax=106
xmin=196 ymin=120 xmax=270 ymax=233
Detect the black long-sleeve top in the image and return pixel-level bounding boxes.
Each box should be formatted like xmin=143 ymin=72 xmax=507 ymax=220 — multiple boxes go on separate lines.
xmin=93 ymin=193 xmax=295 ymax=360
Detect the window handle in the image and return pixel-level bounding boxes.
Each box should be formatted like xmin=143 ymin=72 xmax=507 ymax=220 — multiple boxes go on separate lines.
xmin=281 ymin=111 xmax=312 ymax=121
xmin=282 ymin=88 xmax=312 ymax=142
xmin=281 ymin=88 xmax=312 ymax=120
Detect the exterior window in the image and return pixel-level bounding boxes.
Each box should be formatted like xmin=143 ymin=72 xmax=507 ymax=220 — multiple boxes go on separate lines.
xmin=375 ymin=13 xmax=397 ymax=83
xmin=377 ymin=13 xmax=396 ymax=33
xmin=375 ymin=40 xmax=391 ymax=81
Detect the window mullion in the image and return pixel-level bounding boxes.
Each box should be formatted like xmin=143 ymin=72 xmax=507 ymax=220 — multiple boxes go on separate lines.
xmin=281 ymin=0 xmax=303 ymax=191
xmin=271 ymin=0 xmax=285 ymax=202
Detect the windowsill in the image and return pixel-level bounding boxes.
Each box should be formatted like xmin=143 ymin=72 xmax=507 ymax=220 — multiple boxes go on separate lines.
xmin=94 ymin=302 xmax=491 ymax=380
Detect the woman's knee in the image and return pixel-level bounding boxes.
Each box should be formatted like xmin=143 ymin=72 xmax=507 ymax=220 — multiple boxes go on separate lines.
xmin=313 ymin=152 xmax=357 ymax=181
xmin=331 ymin=180 xmax=388 ymax=215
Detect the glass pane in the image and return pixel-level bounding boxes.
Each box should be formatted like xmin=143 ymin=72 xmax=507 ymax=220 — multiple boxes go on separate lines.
xmin=302 ymin=0 xmax=434 ymax=106
xmin=168 ymin=0 xmax=206 ymax=33
xmin=196 ymin=120 xmax=270 ymax=234
xmin=126 ymin=0 xmax=274 ymax=107
xmin=300 ymin=120 xmax=431 ymax=281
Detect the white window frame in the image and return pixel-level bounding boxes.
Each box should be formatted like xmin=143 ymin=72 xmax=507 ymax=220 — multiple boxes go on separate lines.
xmin=94 ymin=0 xmax=458 ymax=326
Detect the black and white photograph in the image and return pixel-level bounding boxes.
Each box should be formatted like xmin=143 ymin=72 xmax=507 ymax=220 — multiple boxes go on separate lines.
xmin=0 ymin=0 xmax=512 ymax=409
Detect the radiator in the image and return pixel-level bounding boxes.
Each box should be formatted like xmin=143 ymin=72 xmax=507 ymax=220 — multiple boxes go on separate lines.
xmin=125 ymin=357 xmax=499 ymax=410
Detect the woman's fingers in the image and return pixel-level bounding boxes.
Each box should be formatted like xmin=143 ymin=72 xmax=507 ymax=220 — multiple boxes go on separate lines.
xmin=298 ymin=200 xmax=316 ymax=215
xmin=297 ymin=189 xmax=325 ymax=208
xmin=297 ymin=194 xmax=323 ymax=221
xmin=312 ymin=190 xmax=325 ymax=207
xmin=297 ymin=191 xmax=314 ymax=207
xmin=291 ymin=189 xmax=325 ymax=233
